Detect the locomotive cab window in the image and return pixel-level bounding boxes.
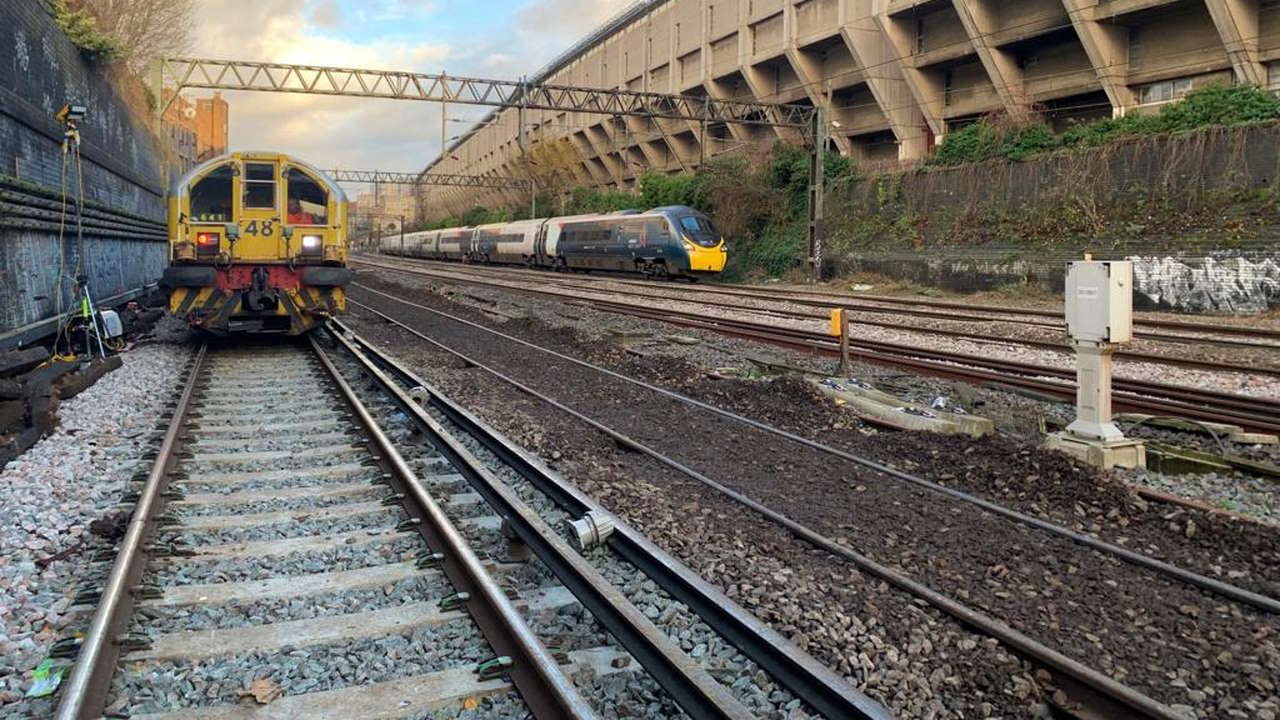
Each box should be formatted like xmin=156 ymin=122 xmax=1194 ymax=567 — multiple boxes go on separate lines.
xmin=679 ymin=215 xmax=720 ymax=246
xmin=189 ymin=164 xmax=233 ymax=222
xmin=286 ymin=168 xmax=328 ymax=225
xmin=243 ymin=162 xmax=277 ymax=210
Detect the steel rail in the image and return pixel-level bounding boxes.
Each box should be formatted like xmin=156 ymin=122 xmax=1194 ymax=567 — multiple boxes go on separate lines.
xmin=497 ymin=261 xmax=1280 ymax=351
xmin=346 ymin=289 xmax=1280 ymax=615
xmin=712 ymin=281 xmax=1280 ymax=343
xmin=308 ymin=336 xmax=594 ymax=720
xmin=338 ymin=302 xmax=1192 ymax=720
xmin=355 ymin=257 xmax=1280 ymax=373
xmin=322 ymin=330 xmax=761 ymax=720
xmin=55 ymin=345 xmax=207 ymax=720
xmin=362 ymin=254 xmax=1280 ymax=348
xmin=331 ymin=319 xmax=890 ymax=720
xmin=348 ymin=264 xmax=1280 ymax=434
xmin=355 ymin=258 xmax=1280 ymax=413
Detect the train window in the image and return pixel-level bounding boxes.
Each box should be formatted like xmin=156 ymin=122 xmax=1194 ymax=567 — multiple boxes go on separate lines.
xmin=679 ymin=215 xmax=720 ymax=246
xmin=286 ymin=168 xmax=328 ymax=225
xmin=618 ymin=221 xmax=642 ymax=246
xmin=243 ymin=162 xmax=276 ymax=210
xmin=189 ymin=164 xmax=234 ymax=222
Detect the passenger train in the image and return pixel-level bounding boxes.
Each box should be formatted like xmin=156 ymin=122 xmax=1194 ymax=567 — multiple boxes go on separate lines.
xmin=161 ymin=151 xmax=353 ymax=334
xmin=379 ymin=205 xmax=727 ymax=279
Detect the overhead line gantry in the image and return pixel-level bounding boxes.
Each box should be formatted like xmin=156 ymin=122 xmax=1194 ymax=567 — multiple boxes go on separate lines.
xmin=152 ymin=57 xmax=830 ymax=278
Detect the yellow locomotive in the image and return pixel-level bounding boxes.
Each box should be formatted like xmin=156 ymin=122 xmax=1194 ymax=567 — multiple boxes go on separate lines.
xmin=162 ymin=151 xmax=351 ymax=334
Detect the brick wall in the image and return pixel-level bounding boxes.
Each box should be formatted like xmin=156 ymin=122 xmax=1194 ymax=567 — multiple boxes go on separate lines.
xmin=0 ymin=0 xmax=169 ymax=341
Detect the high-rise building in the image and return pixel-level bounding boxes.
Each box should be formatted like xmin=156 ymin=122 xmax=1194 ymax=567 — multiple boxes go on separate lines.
xmin=196 ymin=92 xmax=229 ymax=162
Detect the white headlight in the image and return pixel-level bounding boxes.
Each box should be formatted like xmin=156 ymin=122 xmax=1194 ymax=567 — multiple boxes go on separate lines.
xmin=301 ymin=234 xmax=323 ymax=252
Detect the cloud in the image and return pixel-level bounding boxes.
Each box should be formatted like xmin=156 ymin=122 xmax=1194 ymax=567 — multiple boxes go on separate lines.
xmin=184 ymin=0 xmax=632 ymax=181
xmin=190 ymin=1 xmax=450 ymax=175
xmin=308 ymin=0 xmax=342 ymax=28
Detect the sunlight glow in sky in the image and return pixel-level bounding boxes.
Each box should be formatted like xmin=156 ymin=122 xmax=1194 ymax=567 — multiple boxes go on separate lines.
xmin=190 ymin=0 xmax=631 ymax=189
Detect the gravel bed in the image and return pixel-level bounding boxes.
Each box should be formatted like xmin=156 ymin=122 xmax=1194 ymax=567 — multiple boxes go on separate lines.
xmin=345 ymin=305 xmax=1036 ymax=718
xmin=174 ymin=485 xmax=389 ymax=518
xmin=193 ymin=407 xmax=338 ymax=426
xmin=352 ymin=275 xmax=1280 ymax=588
xmin=0 ymin=342 xmax=191 ymax=711
xmin=135 ymin=573 xmax=444 ymax=633
xmin=355 ymin=261 xmax=1280 ymax=398
xmin=146 ymin=531 xmax=424 ymax=586
xmin=346 ymin=277 xmax=1280 ymax=718
xmin=157 ymin=508 xmax=405 ymax=547
xmin=187 ymin=431 xmax=362 ymax=454
xmin=175 ymin=466 xmax=383 ymax=495
xmin=107 ymin=620 xmax=489 ymax=712
xmin=343 ymin=331 xmax=834 ymax=719
xmin=1126 ymin=468 xmax=1280 ymax=525
xmin=185 ymin=450 xmax=367 ymax=474
xmin=1117 ymin=421 xmax=1280 ymax=465
xmin=421 ymin=399 xmax=820 ymax=719
xmin=328 ymin=348 xmax=696 ymax=719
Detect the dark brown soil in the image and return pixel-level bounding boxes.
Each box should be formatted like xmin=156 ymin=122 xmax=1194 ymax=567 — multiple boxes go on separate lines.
xmin=348 ymin=277 xmax=1280 ymax=717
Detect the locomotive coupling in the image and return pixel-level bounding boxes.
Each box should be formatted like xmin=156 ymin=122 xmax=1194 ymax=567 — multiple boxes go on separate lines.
xmin=565 ymin=510 xmax=615 ymax=551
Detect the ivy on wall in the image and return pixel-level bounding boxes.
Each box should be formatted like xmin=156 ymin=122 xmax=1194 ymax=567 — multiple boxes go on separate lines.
xmin=51 ymin=0 xmax=122 ymax=64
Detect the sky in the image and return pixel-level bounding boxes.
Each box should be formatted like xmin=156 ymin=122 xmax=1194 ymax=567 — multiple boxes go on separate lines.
xmin=189 ymin=0 xmax=633 ymax=195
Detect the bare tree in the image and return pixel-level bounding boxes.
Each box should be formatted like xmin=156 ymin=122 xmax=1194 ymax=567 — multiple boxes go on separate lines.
xmin=75 ymin=0 xmax=195 ymax=74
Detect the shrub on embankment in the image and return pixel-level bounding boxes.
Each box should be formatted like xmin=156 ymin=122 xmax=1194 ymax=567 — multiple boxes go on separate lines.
xmin=929 ymin=84 xmax=1280 ymax=166
xmin=819 ymin=84 xmax=1280 ymax=279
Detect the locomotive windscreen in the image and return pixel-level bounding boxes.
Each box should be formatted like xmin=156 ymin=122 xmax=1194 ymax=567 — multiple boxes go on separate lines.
xmin=678 ymin=214 xmax=720 ymax=247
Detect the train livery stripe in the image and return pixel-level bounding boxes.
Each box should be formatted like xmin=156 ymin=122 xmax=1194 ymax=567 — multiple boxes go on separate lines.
xmin=280 ymin=293 xmax=305 ymax=332
xmin=174 ymin=288 xmax=204 ymax=317
xmin=198 ymin=289 xmax=224 ymax=314
xmin=211 ymin=294 xmax=239 ymax=327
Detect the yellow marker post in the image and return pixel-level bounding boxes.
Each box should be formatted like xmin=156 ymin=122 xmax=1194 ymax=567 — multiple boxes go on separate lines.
xmin=830 ymin=308 xmax=850 ymax=375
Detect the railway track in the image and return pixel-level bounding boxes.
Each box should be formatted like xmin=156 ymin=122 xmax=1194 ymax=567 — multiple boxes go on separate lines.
xmin=351 ymin=257 xmax=1280 ymax=435
xmin=342 ymin=283 xmax=1280 ymax=720
xmin=55 ymin=338 xmax=885 ymax=719
xmin=356 ymin=255 xmax=1280 ymax=351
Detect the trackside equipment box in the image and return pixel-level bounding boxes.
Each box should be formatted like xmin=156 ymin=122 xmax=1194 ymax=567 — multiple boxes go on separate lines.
xmin=1064 ymin=261 xmax=1132 ymax=343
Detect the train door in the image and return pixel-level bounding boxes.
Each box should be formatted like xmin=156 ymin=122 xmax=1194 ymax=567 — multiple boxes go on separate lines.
xmin=237 ymin=159 xmax=281 ymax=260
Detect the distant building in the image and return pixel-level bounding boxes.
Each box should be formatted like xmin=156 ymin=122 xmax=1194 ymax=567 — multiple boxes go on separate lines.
xmin=162 ymin=91 xmax=231 ymax=173
xmin=162 ymin=94 xmax=198 ymax=173
xmin=196 ymin=92 xmax=229 ymax=162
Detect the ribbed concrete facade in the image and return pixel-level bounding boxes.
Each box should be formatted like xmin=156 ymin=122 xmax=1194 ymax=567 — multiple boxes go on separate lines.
xmin=426 ymin=0 xmax=1280 ymax=215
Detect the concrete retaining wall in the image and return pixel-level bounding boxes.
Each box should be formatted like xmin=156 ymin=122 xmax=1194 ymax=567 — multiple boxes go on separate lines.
xmin=828 ymin=124 xmax=1280 ymax=313
xmin=0 ymin=0 xmax=168 ymax=344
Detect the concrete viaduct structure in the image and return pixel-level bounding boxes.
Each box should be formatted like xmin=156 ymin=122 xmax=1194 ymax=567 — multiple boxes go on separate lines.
xmin=426 ymin=0 xmax=1280 ymax=215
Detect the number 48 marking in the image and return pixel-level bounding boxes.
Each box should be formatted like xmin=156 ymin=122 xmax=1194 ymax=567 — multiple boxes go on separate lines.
xmin=242 ymin=220 xmax=275 ymax=236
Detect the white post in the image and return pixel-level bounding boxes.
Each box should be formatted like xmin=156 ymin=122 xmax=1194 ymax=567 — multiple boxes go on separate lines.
xmin=1046 ymin=259 xmax=1146 ymax=469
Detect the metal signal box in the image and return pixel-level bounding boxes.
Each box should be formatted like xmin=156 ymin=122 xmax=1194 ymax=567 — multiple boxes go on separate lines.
xmin=1064 ymin=261 xmax=1133 ymax=343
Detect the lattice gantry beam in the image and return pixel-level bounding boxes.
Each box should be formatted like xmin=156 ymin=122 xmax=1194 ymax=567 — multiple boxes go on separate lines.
xmin=327 ymin=169 xmax=532 ymax=190
xmin=153 ymin=57 xmax=817 ymax=130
